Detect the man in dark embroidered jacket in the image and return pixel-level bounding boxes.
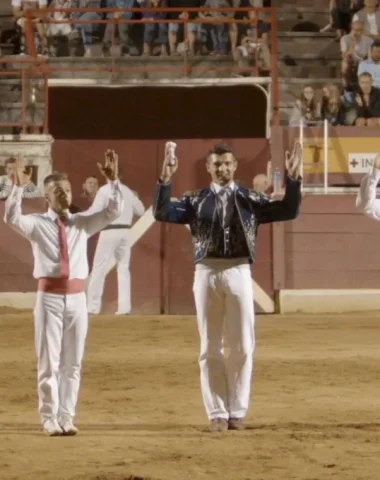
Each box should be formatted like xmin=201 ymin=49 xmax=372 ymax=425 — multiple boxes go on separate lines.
xmin=153 ymin=142 xmax=302 ymax=433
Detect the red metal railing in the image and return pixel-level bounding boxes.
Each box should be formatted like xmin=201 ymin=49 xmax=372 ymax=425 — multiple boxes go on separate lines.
xmin=0 ymin=58 xmax=48 ymax=133
xmin=1 ymin=6 xmax=279 ymax=130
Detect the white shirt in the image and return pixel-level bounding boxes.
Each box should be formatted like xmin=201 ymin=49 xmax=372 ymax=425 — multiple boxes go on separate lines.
xmin=357 ymin=166 xmax=380 ymax=220
xmin=197 ymin=181 xmax=249 ymax=269
xmin=12 ymin=0 xmax=47 ymax=8
xmin=353 ymin=12 xmax=379 ymax=35
xmin=367 ymin=13 xmax=378 ymax=35
xmin=89 ymin=181 xmax=145 ymax=226
xmin=212 ymin=181 xmax=236 ymax=226
xmin=3 ymin=180 xmax=123 ymax=280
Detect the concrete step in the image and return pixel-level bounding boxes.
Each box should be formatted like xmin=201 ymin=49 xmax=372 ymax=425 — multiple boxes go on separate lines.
xmin=278 ymin=54 xmax=340 ymax=78
xmin=276 ymin=32 xmax=339 ymax=56
xmin=3 ymin=54 xmax=254 ymax=80
xmin=0 ymin=104 xmax=44 ymax=124
xmin=273 ymin=0 xmax=329 ymax=8
xmin=276 ymin=7 xmax=330 ymax=31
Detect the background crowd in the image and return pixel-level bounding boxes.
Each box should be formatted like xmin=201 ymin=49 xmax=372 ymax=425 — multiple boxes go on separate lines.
xmin=7 ymin=0 xmax=271 ymax=69
xmin=290 ymin=0 xmax=380 ymax=127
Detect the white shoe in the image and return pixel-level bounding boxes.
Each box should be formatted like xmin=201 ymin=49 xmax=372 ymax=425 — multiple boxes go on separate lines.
xmin=115 ymin=311 xmax=130 ymax=315
xmin=84 ymin=47 xmax=92 ymax=58
xmin=42 ymin=418 xmax=63 ymax=436
xmin=58 ymin=415 xmax=78 ymax=436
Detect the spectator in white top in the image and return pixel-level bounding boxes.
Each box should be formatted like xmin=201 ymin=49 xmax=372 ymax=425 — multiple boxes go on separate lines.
xmin=47 ymin=0 xmax=73 ymax=36
xmin=289 ymin=85 xmax=321 ymax=126
xmin=0 ymin=157 xmax=41 ymax=199
xmin=12 ymin=0 xmax=49 ymax=56
xmin=341 ymin=20 xmax=373 ymax=89
xmin=352 ymin=0 xmax=380 ymax=40
xmin=358 ymin=39 xmax=380 ymax=86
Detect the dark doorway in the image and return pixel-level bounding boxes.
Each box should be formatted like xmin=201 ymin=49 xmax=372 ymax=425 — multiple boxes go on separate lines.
xmin=49 ymin=84 xmax=268 ymax=139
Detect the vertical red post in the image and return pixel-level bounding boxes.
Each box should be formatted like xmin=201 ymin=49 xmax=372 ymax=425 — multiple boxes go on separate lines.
xmin=24 ymin=10 xmax=37 ymax=57
xmin=43 ymin=73 xmax=49 ymax=133
xmin=21 ymin=69 xmax=27 ymax=134
xmin=183 ymin=17 xmax=190 ymax=78
xmin=271 ymin=7 xmax=279 ymax=126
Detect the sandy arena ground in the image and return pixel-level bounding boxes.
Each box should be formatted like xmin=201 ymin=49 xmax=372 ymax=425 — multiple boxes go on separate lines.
xmin=1 ymin=311 xmax=380 ymax=480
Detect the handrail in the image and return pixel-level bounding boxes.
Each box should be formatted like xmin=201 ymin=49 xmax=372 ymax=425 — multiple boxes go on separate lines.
xmin=0 ymin=6 xmax=279 ymax=130
xmin=25 ymin=6 xmax=279 ymax=113
xmin=0 ymin=69 xmax=47 ymax=134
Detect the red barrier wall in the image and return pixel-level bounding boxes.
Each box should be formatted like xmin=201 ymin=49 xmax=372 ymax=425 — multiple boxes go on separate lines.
xmin=0 ymin=138 xmax=272 ymax=314
xmin=284 ymin=195 xmax=380 ymax=289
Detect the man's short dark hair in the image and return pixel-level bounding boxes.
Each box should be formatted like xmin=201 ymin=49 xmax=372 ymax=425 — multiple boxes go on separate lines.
xmin=5 ymin=157 xmax=16 ymax=166
xmin=371 ymin=41 xmax=380 ymax=50
xmin=43 ymin=172 xmax=68 ymax=187
xmin=84 ymin=175 xmax=98 ymax=181
xmin=208 ymin=144 xmax=234 ymax=156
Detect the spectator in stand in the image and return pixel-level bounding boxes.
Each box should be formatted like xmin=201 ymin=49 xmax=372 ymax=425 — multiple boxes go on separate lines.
xmin=340 ymin=20 xmax=373 ymax=90
xmin=167 ymin=0 xmax=204 ymax=56
xmin=12 ymin=0 xmax=49 ymax=56
xmin=0 ymin=158 xmax=41 ymax=199
xmin=352 ymin=0 xmax=380 ymax=40
xmin=358 ymin=39 xmax=380 ymax=85
xmin=321 ymin=84 xmax=347 ymax=125
xmin=102 ymin=0 xmax=137 ymax=56
xmin=71 ymin=0 xmax=102 ymax=57
xmin=199 ymin=0 xmax=230 ymax=55
xmin=289 ymin=85 xmax=321 ymax=126
xmin=47 ymin=0 xmax=73 ymax=56
xmin=353 ymin=71 xmax=380 ymax=125
xmin=141 ymin=0 xmax=168 ymax=56
xmin=329 ymin=0 xmax=364 ymax=38
xmin=81 ymin=175 xmax=99 ymax=201
xmin=247 ymin=0 xmax=271 ymax=43
xmin=232 ymin=34 xmax=271 ymax=75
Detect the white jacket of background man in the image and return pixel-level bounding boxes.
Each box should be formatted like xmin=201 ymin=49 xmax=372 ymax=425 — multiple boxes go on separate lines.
xmin=86 ymin=181 xmax=145 ymax=315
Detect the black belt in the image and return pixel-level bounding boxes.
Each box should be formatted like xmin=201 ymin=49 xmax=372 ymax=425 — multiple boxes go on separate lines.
xmin=103 ymin=224 xmax=131 ymax=231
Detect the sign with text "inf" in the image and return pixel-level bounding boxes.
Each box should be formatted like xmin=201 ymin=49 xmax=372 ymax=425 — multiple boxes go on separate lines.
xmin=348 ymin=153 xmax=376 ymax=173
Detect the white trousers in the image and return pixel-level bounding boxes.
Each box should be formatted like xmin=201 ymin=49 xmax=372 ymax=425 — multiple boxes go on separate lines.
xmin=87 ymin=230 xmax=131 ymax=314
xmin=193 ymin=262 xmax=255 ymax=421
xmin=34 ymin=291 xmax=88 ymax=423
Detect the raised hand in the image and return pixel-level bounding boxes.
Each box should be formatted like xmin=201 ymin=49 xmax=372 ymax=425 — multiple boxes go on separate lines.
xmin=160 ymin=142 xmax=178 ymax=184
xmin=98 ymin=149 xmax=119 ymax=181
xmin=285 ymin=141 xmax=302 ymax=179
xmin=14 ymin=156 xmax=31 ymax=186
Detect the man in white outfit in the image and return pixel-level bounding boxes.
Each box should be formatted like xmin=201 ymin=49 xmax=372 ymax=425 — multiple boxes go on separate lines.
xmin=357 ymin=151 xmax=380 ymax=219
xmin=3 ymin=152 xmax=122 ymax=436
xmin=153 ymin=142 xmax=302 ymax=432
xmin=87 ymin=161 xmax=145 ymax=315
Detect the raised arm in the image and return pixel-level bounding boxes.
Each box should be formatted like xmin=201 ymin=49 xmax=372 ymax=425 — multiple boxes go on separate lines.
xmin=152 ymin=142 xmax=194 ymax=224
xmin=3 ymin=160 xmax=37 ymax=239
xmin=76 ymin=150 xmax=123 ymax=236
xmin=356 ymin=155 xmax=380 ymax=221
xmin=255 ymin=142 xmax=302 ymax=224
xmin=77 ymin=180 xmax=123 ymax=236
xmin=153 ymin=180 xmax=194 ymax=224
xmin=254 ymin=176 xmax=301 ymax=224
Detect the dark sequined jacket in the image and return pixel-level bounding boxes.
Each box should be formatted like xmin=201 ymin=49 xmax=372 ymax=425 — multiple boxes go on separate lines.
xmin=153 ymin=176 xmax=301 ymax=263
